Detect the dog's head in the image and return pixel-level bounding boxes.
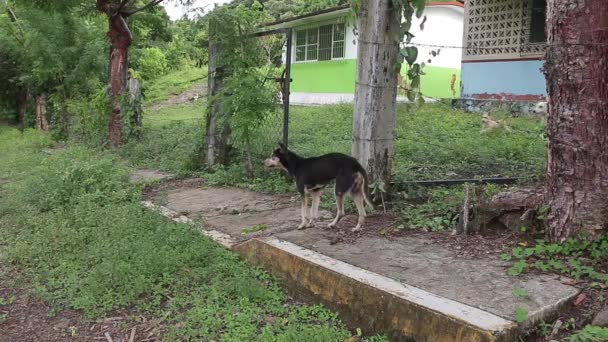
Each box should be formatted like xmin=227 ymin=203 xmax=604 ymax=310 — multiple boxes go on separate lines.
xmin=264 ymin=142 xmax=289 ymax=171
xmin=532 ymin=101 xmax=548 ymax=115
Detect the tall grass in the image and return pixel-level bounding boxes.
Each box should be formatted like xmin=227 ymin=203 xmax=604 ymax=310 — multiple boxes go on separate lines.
xmin=0 ymin=127 xmax=371 ymax=341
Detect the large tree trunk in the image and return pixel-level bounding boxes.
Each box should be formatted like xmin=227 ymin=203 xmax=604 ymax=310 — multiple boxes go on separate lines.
xmin=544 ymin=0 xmax=608 ymax=241
xmin=105 ymin=14 xmax=132 ymax=146
xmin=352 ymin=0 xmax=400 ymax=188
xmin=35 ymin=95 xmax=49 ymax=131
xmin=205 ymin=41 xmax=231 ymax=166
xmin=16 ymin=89 xmax=28 ymax=131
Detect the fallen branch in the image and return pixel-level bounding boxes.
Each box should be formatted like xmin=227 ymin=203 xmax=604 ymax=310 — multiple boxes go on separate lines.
xmin=129 ymin=328 xmax=137 ymax=342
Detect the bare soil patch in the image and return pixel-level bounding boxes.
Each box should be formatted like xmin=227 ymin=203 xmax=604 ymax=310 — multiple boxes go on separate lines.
xmin=0 ymin=263 xmax=159 ymax=342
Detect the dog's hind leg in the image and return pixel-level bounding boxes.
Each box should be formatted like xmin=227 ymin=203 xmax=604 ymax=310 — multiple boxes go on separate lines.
xmin=352 ymin=193 xmax=366 ymax=232
xmin=298 ymin=193 xmax=309 ymax=230
xmin=351 ymin=173 xmax=367 ymax=232
xmin=308 ymin=190 xmax=322 ymax=227
xmin=328 ymin=192 xmax=344 ymax=228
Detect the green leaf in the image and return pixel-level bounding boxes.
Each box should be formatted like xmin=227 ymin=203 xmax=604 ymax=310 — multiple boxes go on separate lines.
xmin=413 ymin=0 xmax=426 ymax=18
xmin=509 ymin=260 xmax=527 ymax=276
xmin=514 ymin=307 xmax=528 ymax=324
xmin=401 ymin=46 xmax=418 ymax=66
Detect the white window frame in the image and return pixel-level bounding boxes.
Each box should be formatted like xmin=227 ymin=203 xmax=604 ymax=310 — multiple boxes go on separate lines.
xmin=294 ymin=22 xmax=346 ymax=63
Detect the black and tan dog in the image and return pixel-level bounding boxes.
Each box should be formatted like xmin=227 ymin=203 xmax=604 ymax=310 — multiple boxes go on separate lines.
xmin=264 ymin=143 xmax=373 ymax=232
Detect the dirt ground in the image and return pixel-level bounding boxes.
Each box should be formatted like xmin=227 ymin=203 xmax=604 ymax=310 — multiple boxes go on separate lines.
xmin=0 ymin=263 xmax=162 ymax=342
xmin=148 ymin=83 xmax=207 ymax=111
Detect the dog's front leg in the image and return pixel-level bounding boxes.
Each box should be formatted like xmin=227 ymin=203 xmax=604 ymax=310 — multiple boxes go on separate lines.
xmin=298 ymin=193 xmax=309 ymax=230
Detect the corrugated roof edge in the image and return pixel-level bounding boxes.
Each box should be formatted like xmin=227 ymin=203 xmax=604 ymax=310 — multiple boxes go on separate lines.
xmin=261 ymin=4 xmax=350 ymax=28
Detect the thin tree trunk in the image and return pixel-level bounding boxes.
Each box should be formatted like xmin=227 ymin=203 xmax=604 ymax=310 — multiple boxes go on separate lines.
xmin=352 ymin=0 xmax=400 ymax=188
xmin=544 ymin=0 xmax=608 ymax=241
xmin=205 ymin=40 xmax=231 ymax=166
xmin=35 ymin=95 xmax=49 ymax=131
xmin=16 ymin=89 xmax=27 ymax=131
xmin=105 ymin=14 xmax=132 ymax=146
xmin=127 ymin=78 xmax=142 ymax=137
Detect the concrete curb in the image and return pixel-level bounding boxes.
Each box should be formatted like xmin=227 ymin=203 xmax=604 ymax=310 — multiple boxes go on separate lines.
xmin=234 ymin=237 xmax=518 ymax=342
xmin=144 ymin=201 xmax=536 ymax=341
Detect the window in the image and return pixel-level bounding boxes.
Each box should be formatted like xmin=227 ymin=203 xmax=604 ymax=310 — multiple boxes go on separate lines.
xmin=295 ymin=23 xmax=345 ymax=62
xmin=529 ymin=0 xmax=546 ymax=43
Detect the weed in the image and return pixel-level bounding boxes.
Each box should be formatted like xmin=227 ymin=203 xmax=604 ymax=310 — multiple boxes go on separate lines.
xmin=565 ymin=325 xmax=608 ymax=342
xmin=514 ymin=306 xmax=528 ymax=324
xmin=241 ymin=224 xmax=268 ymax=235
xmin=535 ymin=320 xmax=553 ymax=337
xmin=503 ymin=235 xmax=608 ymax=285
xmin=512 ymin=287 xmax=529 ymax=299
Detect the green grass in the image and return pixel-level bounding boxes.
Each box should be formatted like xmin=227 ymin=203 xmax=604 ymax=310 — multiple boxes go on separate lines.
xmin=143 ymin=65 xmax=206 ymax=105
xmin=0 ymin=126 xmax=379 ymax=341
xmin=119 ymin=101 xmax=207 ymax=174
xmin=289 ymin=103 xmax=546 ymax=181
xmin=118 ymin=68 xmax=547 ymax=232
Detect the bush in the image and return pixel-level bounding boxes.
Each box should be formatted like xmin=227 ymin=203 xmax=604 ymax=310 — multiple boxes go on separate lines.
xmin=133 ymin=47 xmax=169 ymax=81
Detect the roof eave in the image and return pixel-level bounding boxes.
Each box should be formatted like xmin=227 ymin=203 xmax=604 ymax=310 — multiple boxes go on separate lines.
xmin=260 ymin=7 xmax=350 ymax=32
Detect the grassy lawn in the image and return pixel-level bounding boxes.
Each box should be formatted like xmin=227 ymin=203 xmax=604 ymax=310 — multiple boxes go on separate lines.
xmin=143 ymin=65 xmax=207 ymax=106
xmin=123 ymin=98 xmax=546 ymax=184
xmin=0 ymin=126 xmax=372 ymax=341
xmin=289 ymin=103 xmax=546 ymax=182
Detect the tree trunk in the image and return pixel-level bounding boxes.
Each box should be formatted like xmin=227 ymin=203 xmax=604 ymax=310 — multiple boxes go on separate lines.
xmin=205 ymin=41 xmax=231 ymax=166
xmin=106 ymin=14 xmax=132 ymax=147
xmin=544 ymin=0 xmax=608 ymax=241
xmin=16 ymin=89 xmax=28 ymax=131
xmin=127 ymin=78 xmax=142 ymax=137
xmin=352 ymin=0 xmax=400 ymax=188
xmin=35 ymin=95 xmax=49 ymax=131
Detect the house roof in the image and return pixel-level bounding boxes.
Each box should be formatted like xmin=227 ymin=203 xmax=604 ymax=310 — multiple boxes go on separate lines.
xmin=261 ymin=1 xmax=464 ymax=31
xmin=261 ymin=5 xmax=350 ymax=30
xmin=427 ymin=2 xmax=464 ymax=8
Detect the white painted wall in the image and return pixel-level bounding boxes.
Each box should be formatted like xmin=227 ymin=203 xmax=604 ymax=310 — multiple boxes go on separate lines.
xmin=407 ymin=6 xmax=464 ymax=69
xmin=280 ymin=5 xmax=464 ymax=69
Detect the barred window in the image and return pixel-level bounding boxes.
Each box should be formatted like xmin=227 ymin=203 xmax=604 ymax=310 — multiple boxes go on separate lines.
xmin=295 ymin=23 xmax=345 ymax=62
xmin=529 ymin=0 xmax=546 ymax=43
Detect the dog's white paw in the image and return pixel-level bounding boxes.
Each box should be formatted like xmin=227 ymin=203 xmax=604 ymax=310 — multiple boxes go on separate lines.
xmin=297 ymin=223 xmax=307 ymax=230
xmin=327 ymin=223 xmax=336 ymax=229
xmin=306 ymin=221 xmax=316 ymax=228
xmin=351 ymin=226 xmax=362 ymax=233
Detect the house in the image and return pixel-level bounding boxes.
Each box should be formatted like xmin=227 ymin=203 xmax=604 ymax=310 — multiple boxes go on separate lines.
xmin=262 ymin=2 xmax=465 ymax=105
xmin=460 ymin=0 xmax=547 ymax=102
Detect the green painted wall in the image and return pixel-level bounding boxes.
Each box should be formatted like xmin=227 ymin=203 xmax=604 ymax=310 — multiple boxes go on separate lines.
xmin=290 ymin=59 xmax=461 ymax=99
xmin=290 ymin=60 xmax=357 ymax=93
xmin=402 ymin=64 xmax=461 ymax=99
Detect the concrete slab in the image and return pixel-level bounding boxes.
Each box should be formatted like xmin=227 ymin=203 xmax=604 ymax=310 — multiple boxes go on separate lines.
xmin=141 ymin=180 xmax=580 ymax=341
xmin=130 ymin=169 xmax=175 ymax=184
xmin=235 ymin=237 xmax=516 ymax=342
xmin=162 ymin=186 xmax=332 ymax=242
xmin=274 ymin=228 xmax=578 ymax=324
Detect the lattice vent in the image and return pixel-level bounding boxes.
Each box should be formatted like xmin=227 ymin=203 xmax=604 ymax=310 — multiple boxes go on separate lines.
xmin=463 ymin=0 xmax=546 ymax=60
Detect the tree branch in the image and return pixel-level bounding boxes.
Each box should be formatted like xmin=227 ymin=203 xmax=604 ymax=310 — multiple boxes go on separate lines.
xmin=116 ymin=0 xmax=132 ymax=13
xmin=5 ymin=7 xmax=25 ymax=46
xmin=124 ymin=0 xmax=165 ymax=16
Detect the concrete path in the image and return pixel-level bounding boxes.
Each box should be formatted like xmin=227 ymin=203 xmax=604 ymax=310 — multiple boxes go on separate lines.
xmin=136 ymin=171 xmax=579 ymax=341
